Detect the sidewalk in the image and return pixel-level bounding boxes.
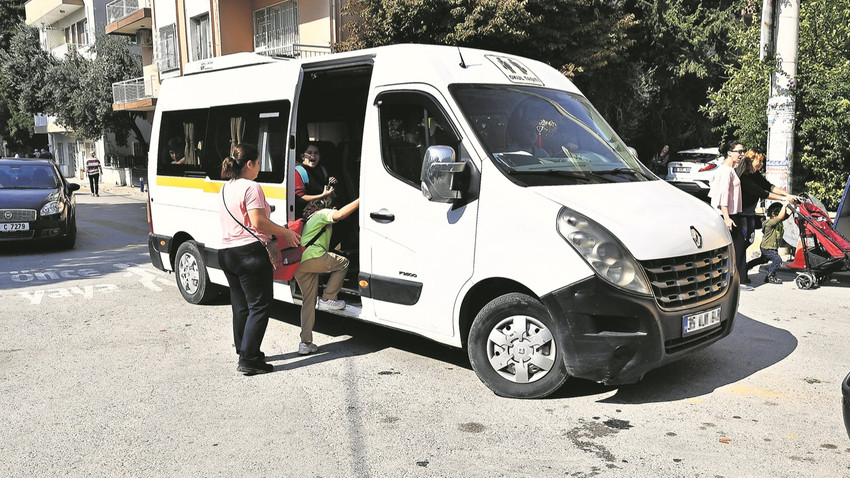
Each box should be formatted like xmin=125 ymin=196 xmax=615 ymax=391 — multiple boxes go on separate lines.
xmin=68 ymin=176 xmax=148 ymax=199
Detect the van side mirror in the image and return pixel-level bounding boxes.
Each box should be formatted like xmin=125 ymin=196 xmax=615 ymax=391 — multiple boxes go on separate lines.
xmin=420 ymin=146 xmax=466 ymax=202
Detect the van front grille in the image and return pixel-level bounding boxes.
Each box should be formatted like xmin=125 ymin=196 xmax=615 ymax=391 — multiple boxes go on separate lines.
xmin=641 ymin=246 xmax=731 ymax=309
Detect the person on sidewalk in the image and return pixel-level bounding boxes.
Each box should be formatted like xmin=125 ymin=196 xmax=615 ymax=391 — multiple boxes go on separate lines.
xmin=709 ymin=140 xmax=750 ymax=290
xmin=294 ymin=196 xmax=359 ymax=355
xmin=746 ymin=200 xmax=790 ymax=284
xmin=85 ymin=152 xmax=103 ymax=197
xmin=219 ymin=143 xmax=301 ymax=376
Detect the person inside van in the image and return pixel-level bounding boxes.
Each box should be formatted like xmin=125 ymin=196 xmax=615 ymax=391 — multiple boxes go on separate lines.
xmin=168 ymin=138 xmax=186 ymax=165
xmin=294 ymin=143 xmax=337 ymax=217
xmin=294 ymin=195 xmax=359 ymax=355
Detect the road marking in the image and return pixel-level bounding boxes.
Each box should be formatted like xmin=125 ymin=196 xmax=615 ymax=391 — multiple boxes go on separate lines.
xmin=19 ymin=284 xmax=118 ymax=305
xmin=114 ymin=263 xmax=176 ymax=291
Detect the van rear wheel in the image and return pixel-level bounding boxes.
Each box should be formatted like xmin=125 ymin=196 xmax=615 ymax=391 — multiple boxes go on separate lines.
xmin=468 ymin=293 xmax=568 ymax=399
xmin=175 ymin=241 xmax=217 ymax=304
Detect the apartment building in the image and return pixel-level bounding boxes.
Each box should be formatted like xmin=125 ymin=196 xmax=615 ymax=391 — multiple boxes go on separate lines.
xmin=106 ymin=0 xmax=349 ymax=124
xmin=25 ymin=0 xmax=150 ymax=182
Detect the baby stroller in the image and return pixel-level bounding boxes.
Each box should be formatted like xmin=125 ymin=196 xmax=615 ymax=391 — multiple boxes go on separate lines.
xmin=785 ymin=194 xmax=850 ymax=289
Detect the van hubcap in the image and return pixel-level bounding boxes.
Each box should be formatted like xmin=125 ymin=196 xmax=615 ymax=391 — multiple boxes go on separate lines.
xmin=486 ymin=315 xmax=556 ymax=384
xmin=178 ymin=253 xmax=200 ymax=294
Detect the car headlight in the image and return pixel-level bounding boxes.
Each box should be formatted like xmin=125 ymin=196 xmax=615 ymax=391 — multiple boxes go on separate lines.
xmin=556 ymin=207 xmax=652 ymax=295
xmin=41 ymin=201 xmax=64 ymax=216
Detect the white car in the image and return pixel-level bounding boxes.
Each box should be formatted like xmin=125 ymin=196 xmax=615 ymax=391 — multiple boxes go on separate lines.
xmin=665 ymin=147 xmax=722 ymax=199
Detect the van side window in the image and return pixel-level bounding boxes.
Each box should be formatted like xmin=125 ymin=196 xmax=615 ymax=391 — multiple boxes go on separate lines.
xmin=378 ymin=92 xmax=459 ymax=187
xmin=205 ymin=100 xmax=290 ymax=183
xmin=157 ymin=109 xmax=209 ymax=176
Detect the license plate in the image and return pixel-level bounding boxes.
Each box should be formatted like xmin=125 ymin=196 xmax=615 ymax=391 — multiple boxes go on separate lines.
xmin=0 ymin=222 xmax=29 ymax=232
xmin=682 ymin=307 xmax=722 ymax=336
xmin=673 ymin=167 xmax=690 ymax=173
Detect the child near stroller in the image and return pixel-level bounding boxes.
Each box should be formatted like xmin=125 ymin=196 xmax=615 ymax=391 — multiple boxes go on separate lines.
xmin=746 ymin=201 xmax=790 ymax=284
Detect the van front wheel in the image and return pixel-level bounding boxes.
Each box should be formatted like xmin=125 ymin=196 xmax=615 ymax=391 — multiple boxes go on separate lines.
xmin=468 ymin=293 xmax=568 ymax=399
xmin=175 ymin=241 xmax=217 ymax=305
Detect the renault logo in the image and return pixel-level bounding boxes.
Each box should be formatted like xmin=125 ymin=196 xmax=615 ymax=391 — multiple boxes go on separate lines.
xmin=690 ymin=226 xmax=703 ymax=249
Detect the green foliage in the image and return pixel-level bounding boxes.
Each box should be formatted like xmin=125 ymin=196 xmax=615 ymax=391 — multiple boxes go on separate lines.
xmin=48 ymin=33 xmax=142 ymax=145
xmin=0 ymin=26 xmax=55 ymax=150
xmin=795 ymin=0 xmax=850 ymax=210
xmin=0 ymin=27 xmax=144 ymax=150
xmin=340 ymin=0 xmax=635 ymax=78
xmin=706 ymin=0 xmax=850 ymax=209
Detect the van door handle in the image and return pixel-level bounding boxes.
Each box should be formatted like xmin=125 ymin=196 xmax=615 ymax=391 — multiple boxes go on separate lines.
xmin=370 ymin=209 xmax=395 ymax=223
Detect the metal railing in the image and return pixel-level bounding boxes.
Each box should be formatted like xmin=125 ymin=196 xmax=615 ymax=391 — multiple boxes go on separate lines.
xmin=106 ymin=0 xmax=151 ymax=24
xmin=112 ymin=75 xmax=156 ymax=104
xmin=256 ymin=43 xmax=333 ymax=58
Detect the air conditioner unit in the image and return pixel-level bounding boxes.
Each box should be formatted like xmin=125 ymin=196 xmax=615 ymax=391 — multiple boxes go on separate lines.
xmin=136 ymin=29 xmax=153 ymax=46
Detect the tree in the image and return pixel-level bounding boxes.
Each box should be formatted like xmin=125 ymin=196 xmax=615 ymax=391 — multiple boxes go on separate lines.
xmin=0 ymin=26 xmax=56 ymax=152
xmin=48 ymin=33 xmax=146 ymax=152
xmin=705 ymin=0 xmax=850 ymax=209
xmin=340 ymin=0 xmax=635 ymax=78
xmin=1 ymin=27 xmax=147 ymax=156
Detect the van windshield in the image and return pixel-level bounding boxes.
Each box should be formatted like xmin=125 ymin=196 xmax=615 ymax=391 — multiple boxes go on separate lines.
xmin=450 ymin=85 xmax=652 ymax=186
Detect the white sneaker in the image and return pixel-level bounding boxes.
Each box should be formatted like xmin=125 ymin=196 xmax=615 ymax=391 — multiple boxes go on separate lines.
xmin=298 ymin=342 xmax=319 ymax=355
xmin=317 ymin=298 xmax=346 ymax=311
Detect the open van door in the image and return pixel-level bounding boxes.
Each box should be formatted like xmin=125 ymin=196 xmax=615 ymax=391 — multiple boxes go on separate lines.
xmin=359 ymin=86 xmax=479 ymax=340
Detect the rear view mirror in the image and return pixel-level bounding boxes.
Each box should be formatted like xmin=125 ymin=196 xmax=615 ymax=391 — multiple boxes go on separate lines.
xmin=420 ymin=146 xmax=466 ymax=203
xmin=68 ymin=183 xmax=81 ymax=193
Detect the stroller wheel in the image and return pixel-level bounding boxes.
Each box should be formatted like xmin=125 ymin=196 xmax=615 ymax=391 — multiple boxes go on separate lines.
xmin=795 ymin=273 xmax=816 ymax=290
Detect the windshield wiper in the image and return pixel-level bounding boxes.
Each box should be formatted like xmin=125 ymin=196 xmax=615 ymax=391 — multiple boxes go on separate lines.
xmin=593 ymin=168 xmax=652 ymax=180
xmin=508 ymin=169 xmax=609 ymax=182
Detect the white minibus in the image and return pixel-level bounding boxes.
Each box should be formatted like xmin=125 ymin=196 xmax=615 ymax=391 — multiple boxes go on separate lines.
xmin=147 ymin=45 xmax=739 ymax=398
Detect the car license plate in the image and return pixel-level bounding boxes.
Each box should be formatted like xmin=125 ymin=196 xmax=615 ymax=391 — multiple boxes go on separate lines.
xmin=0 ymin=222 xmax=29 ymax=232
xmin=682 ymin=307 xmax=721 ymax=336
xmin=673 ymin=167 xmax=690 ymax=173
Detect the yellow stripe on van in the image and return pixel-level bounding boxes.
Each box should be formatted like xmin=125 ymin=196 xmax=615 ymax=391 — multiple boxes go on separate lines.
xmin=155 ymin=176 xmax=287 ymax=199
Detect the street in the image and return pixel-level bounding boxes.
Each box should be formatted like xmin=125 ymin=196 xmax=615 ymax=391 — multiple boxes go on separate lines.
xmin=1 ymin=184 xmax=849 ymax=477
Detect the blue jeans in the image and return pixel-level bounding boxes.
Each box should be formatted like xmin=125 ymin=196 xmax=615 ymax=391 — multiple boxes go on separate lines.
xmin=218 ymin=242 xmax=273 ymax=363
xmin=747 ymin=248 xmax=782 ymax=275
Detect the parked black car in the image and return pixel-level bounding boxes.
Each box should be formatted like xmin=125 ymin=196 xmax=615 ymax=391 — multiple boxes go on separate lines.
xmin=0 ymin=158 xmax=79 ymax=248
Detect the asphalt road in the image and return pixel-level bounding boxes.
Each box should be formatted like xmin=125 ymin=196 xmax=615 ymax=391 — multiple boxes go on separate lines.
xmin=1 ymin=182 xmax=848 ymax=477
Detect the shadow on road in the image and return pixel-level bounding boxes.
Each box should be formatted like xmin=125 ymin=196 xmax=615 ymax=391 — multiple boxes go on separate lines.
xmin=594 ymin=313 xmax=798 ymax=403
xmin=267 ymin=300 xmax=470 ymax=371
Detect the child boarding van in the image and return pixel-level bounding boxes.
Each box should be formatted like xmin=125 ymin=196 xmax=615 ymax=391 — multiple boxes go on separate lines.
xmin=147 ymin=44 xmax=739 ymax=398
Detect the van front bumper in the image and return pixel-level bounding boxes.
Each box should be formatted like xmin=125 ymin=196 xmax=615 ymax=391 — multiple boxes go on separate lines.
xmin=541 ymin=275 xmax=739 ymax=385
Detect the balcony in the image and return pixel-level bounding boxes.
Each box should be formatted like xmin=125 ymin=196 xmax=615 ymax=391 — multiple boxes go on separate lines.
xmin=255 ymin=43 xmax=333 ymax=58
xmin=112 ymin=74 xmax=157 ymax=112
xmin=25 ymin=0 xmax=84 ymax=26
xmin=105 ymin=0 xmax=152 ymax=36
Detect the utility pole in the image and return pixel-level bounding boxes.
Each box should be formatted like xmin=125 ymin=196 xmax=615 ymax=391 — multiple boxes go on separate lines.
xmin=761 ymin=0 xmax=800 ymax=193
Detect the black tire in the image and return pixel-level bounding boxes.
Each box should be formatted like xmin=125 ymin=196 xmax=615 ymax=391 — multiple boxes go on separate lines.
xmin=175 ymin=241 xmax=217 ymax=304
xmin=58 ymin=219 xmax=76 ymax=249
xmin=468 ymin=293 xmax=569 ymax=399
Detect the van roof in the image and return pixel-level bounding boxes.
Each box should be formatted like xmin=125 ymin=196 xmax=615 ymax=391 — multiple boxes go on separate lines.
xmin=162 ymin=44 xmax=581 ymax=111
xmin=179 ymin=43 xmax=576 ymax=89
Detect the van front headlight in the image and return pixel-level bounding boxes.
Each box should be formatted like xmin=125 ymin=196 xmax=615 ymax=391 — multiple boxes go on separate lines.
xmin=556 ymin=207 xmax=652 ymax=295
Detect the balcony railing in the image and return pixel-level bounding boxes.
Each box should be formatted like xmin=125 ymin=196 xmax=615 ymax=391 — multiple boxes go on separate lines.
xmin=256 ymin=43 xmax=333 ymax=58
xmin=106 ymin=0 xmax=151 ymax=24
xmin=112 ymin=75 xmax=155 ymax=104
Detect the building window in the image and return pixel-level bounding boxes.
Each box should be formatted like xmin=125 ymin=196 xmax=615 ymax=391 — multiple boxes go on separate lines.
xmin=190 ymin=13 xmax=211 ymax=61
xmin=64 ymin=19 xmax=88 ymax=48
xmin=254 ymin=1 xmax=299 ymax=55
xmin=156 ymin=24 xmax=179 ymax=72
